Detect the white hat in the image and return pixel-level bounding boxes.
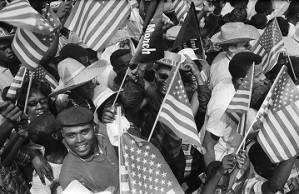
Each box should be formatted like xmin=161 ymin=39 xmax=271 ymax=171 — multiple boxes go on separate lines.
xmin=93 ymin=85 xmax=117 ymax=112
xmin=211 ymin=22 xmax=260 ymax=45
xmin=49 ymin=58 xmax=103 ymax=97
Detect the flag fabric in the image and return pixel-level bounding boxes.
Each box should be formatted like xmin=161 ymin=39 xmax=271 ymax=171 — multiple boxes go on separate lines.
xmin=119 ymin=133 xmax=184 ymax=194
xmin=0 ymin=0 xmax=56 ymax=35
xmin=11 ymin=8 xmax=61 ymax=70
xmin=158 ymin=65 xmax=201 ymax=147
xmin=225 ymin=64 xmax=254 ymax=125
xmin=130 ymin=0 xmax=164 ymax=64
xmin=31 ymin=65 xmax=58 ymax=91
xmin=173 ymin=0 xmax=190 ymax=22
xmin=256 ymin=66 xmax=299 ymax=163
xmin=6 ymin=65 xmax=27 ymax=99
xmin=172 ymin=3 xmax=204 ymax=59
xmin=251 ymin=18 xmax=285 ymax=73
xmin=64 ymin=0 xmax=131 ymax=52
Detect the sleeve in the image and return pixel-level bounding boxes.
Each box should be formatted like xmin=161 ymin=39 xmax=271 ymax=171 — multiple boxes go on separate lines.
xmin=205 ymin=107 xmax=228 ymax=138
xmin=15 ymin=149 xmax=31 ymax=167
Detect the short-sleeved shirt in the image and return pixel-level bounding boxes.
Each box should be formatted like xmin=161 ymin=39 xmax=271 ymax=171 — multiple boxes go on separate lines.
xmin=59 ymin=130 xmax=119 ymax=193
xmin=210 ymin=52 xmax=231 ymax=90
xmin=200 ymin=79 xmax=239 ymax=161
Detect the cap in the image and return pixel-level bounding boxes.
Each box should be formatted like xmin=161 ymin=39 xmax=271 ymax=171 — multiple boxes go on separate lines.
xmin=56 ymin=106 xmax=93 ymax=127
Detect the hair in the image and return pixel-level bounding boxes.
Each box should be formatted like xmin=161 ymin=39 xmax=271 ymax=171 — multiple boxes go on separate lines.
xmin=59 ymin=43 xmax=88 ymax=66
xmin=249 ymin=14 xmax=268 ymax=29
xmin=276 ymin=17 xmax=289 ymax=36
xmin=255 ymin=0 xmax=273 ymax=15
xmin=85 ymin=48 xmax=98 ymax=62
xmin=17 ymin=80 xmax=52 ymax=111
xmin=110 ymin=49 xmax=131 ymax=67
xmin=286 ymin=1 xmax=299 ymax=20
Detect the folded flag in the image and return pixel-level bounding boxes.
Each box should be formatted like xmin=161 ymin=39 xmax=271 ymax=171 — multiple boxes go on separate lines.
xmin=64 ymin=0 xmax=131 ymax=52
xmin=0 ymin=0 xmax=56 ymax=35
xmin=119 ymin=133 xmax=184 ymax=194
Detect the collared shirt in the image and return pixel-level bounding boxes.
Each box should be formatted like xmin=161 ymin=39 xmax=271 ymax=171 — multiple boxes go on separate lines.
xmin=210 ymin=52 xmax=231 ymax=90
xmin=59 ymin=127 xmax=119 ymax=193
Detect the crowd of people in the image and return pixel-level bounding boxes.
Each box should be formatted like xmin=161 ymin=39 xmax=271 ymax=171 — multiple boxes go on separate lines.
xmin=0 ymin=0 xmax=299 ymax=193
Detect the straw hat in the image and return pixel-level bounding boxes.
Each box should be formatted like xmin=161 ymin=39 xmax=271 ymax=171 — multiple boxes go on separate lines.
xmin=49 ymin=58 xmax=103 ymax=97
xmin=211 ymin=22 xmax=260 ymax=45
xmin=93 ymin=85 xmax=117 ymax=112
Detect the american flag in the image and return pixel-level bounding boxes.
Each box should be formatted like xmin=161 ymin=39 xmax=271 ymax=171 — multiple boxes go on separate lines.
xmin=6 ymin=65 xmax=58 ymax=100
xmin=6 ymin=65 xmax=27 ymax=99
xmin=0 ymin=0 xmax=56 ymax=35
xmin=173 ymin=0 xmax=190 ymax=22
xmin=256 ymin=65 xmax=299 ymax=163
xmin=11 ymin=8 xmax=61 ymax=70
xmin=251 ymin=18 xmax=285 ymax=73
xmin=119 ymin=133 xmax=184 ymax=194
xmin=225 ymin=64 xmax=254 ymax=125
xmin=158 ymin=65 xmax=201 ymax=147
xmin=64 ymin=0 xmax=131 ymax=52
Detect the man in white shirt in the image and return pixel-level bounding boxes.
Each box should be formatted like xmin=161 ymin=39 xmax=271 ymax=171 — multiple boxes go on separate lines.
xmin=201 ymin=52 xmax=262 ymax=166
xmin=209 ymin=22 xmax=260 ymax=89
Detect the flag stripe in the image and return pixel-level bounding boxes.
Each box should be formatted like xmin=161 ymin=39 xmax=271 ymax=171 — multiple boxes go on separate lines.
xmin=159 ymin=116 xmax=200 ymax=146
xmin=163 ymin=96 xmax=195 ymax=121
xmin=65 ymin=0 xmax=130 ymax=52
xmin=160 ymin=106 xmax=197 ymax=132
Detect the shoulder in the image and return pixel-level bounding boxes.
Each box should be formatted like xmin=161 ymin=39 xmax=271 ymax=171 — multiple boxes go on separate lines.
xmin=59 ymin=153 xmax=81 ymax=189
xmin=211 ymin=52 xmax=228 ymax=65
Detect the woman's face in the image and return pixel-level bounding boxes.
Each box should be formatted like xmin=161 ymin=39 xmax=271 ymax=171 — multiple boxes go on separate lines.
xmin=27 ymin=90 xmax=49 ymax=121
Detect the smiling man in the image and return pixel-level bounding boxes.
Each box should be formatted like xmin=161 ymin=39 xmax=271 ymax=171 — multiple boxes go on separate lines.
xmin=57 ymin=106 xmax=119 ymax=193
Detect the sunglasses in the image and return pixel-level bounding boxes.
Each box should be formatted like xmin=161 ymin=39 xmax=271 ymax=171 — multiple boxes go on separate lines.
xmin=27 ymin=98 xmax=48 ymax=107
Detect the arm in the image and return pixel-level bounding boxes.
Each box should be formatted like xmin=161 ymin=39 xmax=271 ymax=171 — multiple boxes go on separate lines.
xmin=203 ymin=131 xmax=219 ymax=166
xmin=262 ymin=157 xmax=297 ymax=194
xmin=0 ymin=101 xmax=22 ymax=148
xmin=1 ymin=130 xmax=28 ymax=166
xmin=202 ymin=170 xmax=223 ymax=194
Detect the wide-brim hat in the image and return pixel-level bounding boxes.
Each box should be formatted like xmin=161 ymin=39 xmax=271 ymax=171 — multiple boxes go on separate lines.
xmin=211 ymin=22 xmax=260 ymax=45
xmin=93 ymin=85 xmax=117 ymax=112
xmin=49 ymin=58 xmax=104 ymax=97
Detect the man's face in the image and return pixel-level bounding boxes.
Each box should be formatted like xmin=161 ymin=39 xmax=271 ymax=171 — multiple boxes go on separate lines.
xmin=155 ymin=66 xmax=171 ymax=95
xmin=62 ymin=123 xmax=96 ymax=159
xmin=0 ymin=43 xmax=15 ymax=61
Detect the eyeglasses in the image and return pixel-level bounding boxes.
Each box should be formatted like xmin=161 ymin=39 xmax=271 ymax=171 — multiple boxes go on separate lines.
xmin=27 ymin=98 xmax=48 ymax=107
xmin=158 ymin=73 xmax=169 ymax=80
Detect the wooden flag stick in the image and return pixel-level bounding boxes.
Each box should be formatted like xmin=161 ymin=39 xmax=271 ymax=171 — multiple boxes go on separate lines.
xmin=117 ymin=106 xmax=122 ymax=193
xmin=235 ymin=65 xmax=286 ymax=154
xmin=23 ymin=71 xmax=34 ymax=114
xmin=286 ymin=53 xmax=297 ymax=81
xmin=147 ymin=63 xmax=180 ymax=142
xmin=112 ymin=68 xmax=129 ymax=107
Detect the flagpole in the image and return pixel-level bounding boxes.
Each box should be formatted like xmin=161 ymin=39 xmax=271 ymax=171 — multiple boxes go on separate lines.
xmin=147 ymin=63 xmax=181 ymax=142
xmin=241 ymin=62 xmax=255 ymax=150
xmin=117 ymin=106 xmax=122 ymax=193
xmin=112 ymin=68 xmax=129 ymax=107
xmin=23 ymin=71 xmax=34 ymax=114
xmin=235 ymin=65 xmax=287 ymax=154
xmin=286 ymin=53 xmax=297 ymax=81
